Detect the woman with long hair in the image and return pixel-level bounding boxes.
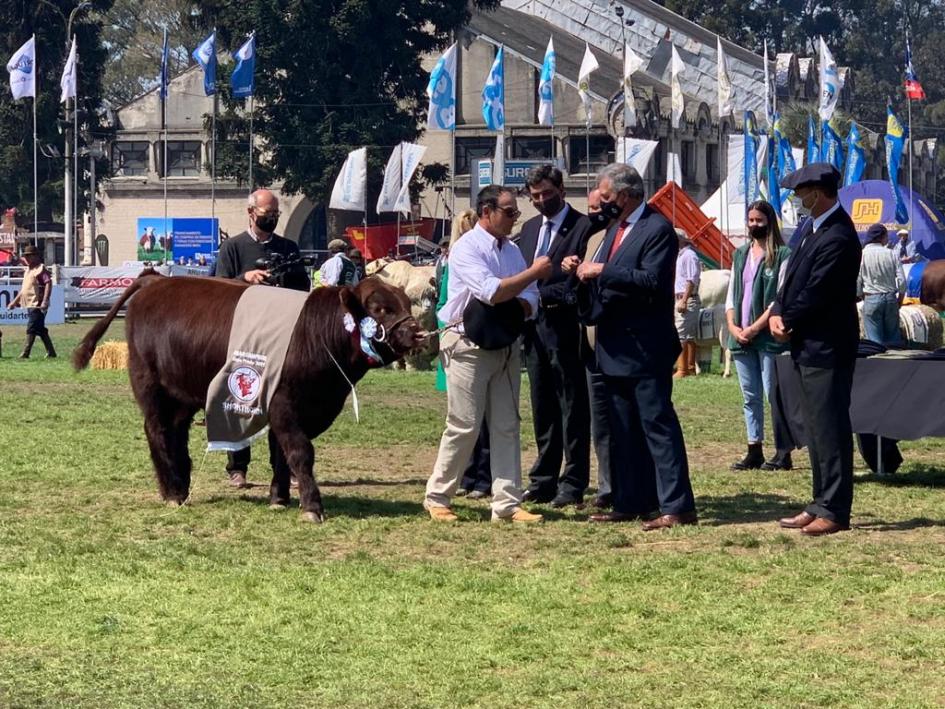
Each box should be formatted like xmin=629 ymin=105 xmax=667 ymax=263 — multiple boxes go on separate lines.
xmin=725 ymin=200 xmax=793 ymax=471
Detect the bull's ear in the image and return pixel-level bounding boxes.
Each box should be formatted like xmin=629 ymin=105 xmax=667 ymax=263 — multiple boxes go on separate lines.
xmin=339 ymin=286 xmax=368 ymax=321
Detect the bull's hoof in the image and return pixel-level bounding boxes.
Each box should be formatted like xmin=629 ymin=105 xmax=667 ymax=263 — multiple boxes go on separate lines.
xmin=300 ymin=510 xmax=325 ymax=524
xmin=269 ymin=502 xmax=289 ymax=511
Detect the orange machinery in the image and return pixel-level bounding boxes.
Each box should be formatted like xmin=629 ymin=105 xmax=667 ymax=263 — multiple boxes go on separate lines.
xmin=648 ymin=181 xmax=734 ymax=269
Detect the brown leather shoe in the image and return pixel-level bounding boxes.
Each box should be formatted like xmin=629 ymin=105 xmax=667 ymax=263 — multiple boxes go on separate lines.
xmin=778 ymin=511 xmax=816 ymax=529
xmin=425 ymin=504 xmax=459 ymax=522
xmin=801 ymin=517 xmax=849 ymax=536
xmin=228 ymin=472 xmax=249 ymax=489
xmin=588 ymin=511 xmax=638 ymax=523
xmin=641 ymin=511 xmax=698 ymax=531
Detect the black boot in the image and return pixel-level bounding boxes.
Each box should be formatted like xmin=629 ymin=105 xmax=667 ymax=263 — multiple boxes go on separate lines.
xmin=18 ymin=334 xmax=35 ymax=359
xmin=762 ymin=450 xmax=793 ymax=471
xmin=40 ymin=333 xmax=56 ymax=358
xmin=731 ymin=443 xmax=765 ymax=471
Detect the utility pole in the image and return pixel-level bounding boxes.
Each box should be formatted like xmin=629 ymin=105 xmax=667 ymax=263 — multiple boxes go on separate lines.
xmin=63 ymin=2 xmax=91 ymax=267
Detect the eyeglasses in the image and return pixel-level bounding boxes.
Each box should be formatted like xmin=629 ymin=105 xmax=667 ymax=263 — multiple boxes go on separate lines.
xmin=495 ymin=206 xmax=521 ymax=219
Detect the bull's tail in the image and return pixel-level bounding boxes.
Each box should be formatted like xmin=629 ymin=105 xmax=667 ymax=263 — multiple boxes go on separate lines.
xmin=72 ymin=269 xmax=162 ymax=371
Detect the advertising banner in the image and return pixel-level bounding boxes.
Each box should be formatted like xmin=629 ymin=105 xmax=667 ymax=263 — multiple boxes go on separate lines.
xmin=135 ymin=217 xmax=218 ymax=265
xmin=0 ymin=285 xmax=65 ymax=325
xmin=61 ymin=266 xmax=170 ymax=304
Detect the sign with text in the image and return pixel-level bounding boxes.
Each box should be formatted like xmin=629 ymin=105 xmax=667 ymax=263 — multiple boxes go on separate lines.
xmin=61 ymin=265 xmax=170 ymax=304
xmin=0 ymin=285 xmax=65 ymax=325
xmin=135 ymin=217 xmax=218 ymax=265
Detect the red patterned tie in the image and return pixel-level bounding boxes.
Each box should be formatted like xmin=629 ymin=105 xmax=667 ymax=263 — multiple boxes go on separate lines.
xmin=607 ymin=220 xmax=631 ymax=260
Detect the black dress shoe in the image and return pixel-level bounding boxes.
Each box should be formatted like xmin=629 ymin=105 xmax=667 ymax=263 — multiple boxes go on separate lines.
xmin=550 ymin=495 xmax=583 ymax=509
xmin=731 ymin=443 xmax=765 ymax=471
xmin=523 ymin=490 xmax=554 ymax=504
xmin=588 ymin=511 xmax=638 ymax=523
xmin=761 ymin=452 xmax=793 ymax=471
xmin=592 ymin=494 xmax=613 ymax=509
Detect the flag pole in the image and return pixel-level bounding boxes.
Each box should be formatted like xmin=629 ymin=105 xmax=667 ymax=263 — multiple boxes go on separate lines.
xmin=162 ymin=82 xmax=168 ymax=263
xmin=671 ymin=128 xmax=677 ymax=226
xmin=397 ymin=144 xmax=402 ymax=240
xmin=585 ymin=126 xmax=590 ymax=195
xmin=73 ymin=46 xmax=79 ymax=265
xmin=211 ymin=92 xmax=217 ymax=220
xmin=718 ymin=120 xmax=725 ymax=264
xmin=32 ymin=54 xmax=38 ymax=247
xmin=450 ymin=128 xmax=455 ymax=223
xmin=248 ymin=96 xmax=254 ymax=191
xmin=907 ymin=90 xmax=913 ymax=240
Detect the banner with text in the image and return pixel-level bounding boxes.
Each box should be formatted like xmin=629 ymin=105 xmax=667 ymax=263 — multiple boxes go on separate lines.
xmin=0 ymin=285 xmax=65 ymax=326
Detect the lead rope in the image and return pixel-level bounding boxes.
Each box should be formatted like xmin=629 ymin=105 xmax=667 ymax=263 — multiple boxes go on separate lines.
xmin=325 ymin=346 xmax=361 ymax=423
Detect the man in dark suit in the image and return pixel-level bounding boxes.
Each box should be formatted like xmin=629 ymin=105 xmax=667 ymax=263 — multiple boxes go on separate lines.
xmin=570 ymin=163 xmax=697 ymax=529
xmin=770 ymin=164 xmax=862 ymax=536
xmin=517 ymin=165 xmax=592 ymax=507
xmin=215 ymin=188 xmax=311 ymax=490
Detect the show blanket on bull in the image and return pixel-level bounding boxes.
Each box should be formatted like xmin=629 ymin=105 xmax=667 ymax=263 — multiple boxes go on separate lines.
xmin=205 ymin=286 xmax=308 ymax=451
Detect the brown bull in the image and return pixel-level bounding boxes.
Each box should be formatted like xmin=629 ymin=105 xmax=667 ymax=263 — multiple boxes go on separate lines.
xmin=921 ymin=260 xmax=945 ymax=311
xmin=73 ymin=271 xmax=423 ymax=522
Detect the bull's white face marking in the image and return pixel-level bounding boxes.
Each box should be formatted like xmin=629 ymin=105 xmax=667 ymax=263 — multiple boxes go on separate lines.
xmin=228 ymin=366 xmax=262 ymax=402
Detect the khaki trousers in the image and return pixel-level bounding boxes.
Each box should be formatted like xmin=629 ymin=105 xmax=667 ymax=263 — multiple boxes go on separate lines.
xmin=426 ymin=330 xmax=524 ymax=516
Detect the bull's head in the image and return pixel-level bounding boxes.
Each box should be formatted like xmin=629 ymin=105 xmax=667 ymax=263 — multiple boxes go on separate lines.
xmin=339 ymin=277 xmax=425 ymax=365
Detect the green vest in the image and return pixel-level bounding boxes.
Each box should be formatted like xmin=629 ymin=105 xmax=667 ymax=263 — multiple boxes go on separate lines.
xmin=727 ymin=244 xmax=791 ymax=353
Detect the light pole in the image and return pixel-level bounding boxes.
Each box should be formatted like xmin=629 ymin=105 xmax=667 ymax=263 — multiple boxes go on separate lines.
xmin=63 ymin=1 xmax=92 ymax=266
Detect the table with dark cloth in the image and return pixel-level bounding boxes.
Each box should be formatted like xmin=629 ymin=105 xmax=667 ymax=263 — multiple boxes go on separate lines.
xmin=772 ymin=354 xmax=945 ymax=473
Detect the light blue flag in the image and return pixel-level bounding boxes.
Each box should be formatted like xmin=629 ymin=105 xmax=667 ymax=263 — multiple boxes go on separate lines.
xmin=773 ymin=112 xmax=796 ymax=203
xmin=743 ymin=111 xmax=760 ymax=209
xmin=192 ymin=31 xmax=217 ymax=97
xmin=231 ymin=33 xmax=256 ymax=99
xmin=806 ymin=115 xmax=819 ymax=166
xmin=481 ymin=45 xmax=505 ymax=131
xmin=843 ymin=120 xmax=866 ymax=187
xmin=821 ymin=120 xmax=844 ymax=173
xmin=538 ymin=37 xmax=555 ymax=127
xmin=885 ymin=105 xmax=909 ymax=224
xmin=766 ymin=131 xmax=782 ymax=223
xmin=426 ymin=42 xmax=457 ymax=131
xmin=159 ymin=28 xmax=169 ymax=99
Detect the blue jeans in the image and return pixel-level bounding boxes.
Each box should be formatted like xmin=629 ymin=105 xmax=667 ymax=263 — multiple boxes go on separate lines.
xmin=862 ymin=293 xmax=900 ymax=346
xmin=733 ymin=349 xmax=777 ymax=445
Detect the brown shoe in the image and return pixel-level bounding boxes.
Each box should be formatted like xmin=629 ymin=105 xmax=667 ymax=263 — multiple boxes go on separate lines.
xmin=641 ymin=510 xmax=698 ymax=531
xmin=228 ymin=472 xmax=249 ymax=489
xmin=801 ymin=517 xmax=849 ymax=536
xmin=778 ymin=511 xmax=816 ymax=529
xmin=492 ymin=507 xmax=544 ymax=524
xmin=425 ymin=504 xmax=459 ymax=522
xmin=588 ymin=511 xmax=638 ymax=523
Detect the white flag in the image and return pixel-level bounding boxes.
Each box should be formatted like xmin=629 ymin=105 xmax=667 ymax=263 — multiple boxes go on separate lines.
xmin=60 ymin=36 xmax=77 ymax=104
xmin=376 ymin=144 xmax=403 ymax=213
xmin=717 ymin=37 xmax=733 ymax=119
xmin=623 ymin=44 xmax=644 ymax=130
xmin=376 ymin=142 xmax=427 ymax=214
xmin=617 ymin=137 xmax=659 ymax=178
xmin=670 ymin=46 xmax=685 ymax=130
xmin=578 ymin=43 xmax=599 ymax=128
xmin=329 ymin=148 xmax=367 ymax=212
xmin=538 ymin=37 xmax=555 ymax=127
xmin=6 ymin=36 xmax=36 ymax=100
xmin=818 ymin=36 xmax=842 ymax=122
xmin=426 ymin=43 xmax=457 ymax=131
xmin=666 ymin=151 xmax=682 ymax=184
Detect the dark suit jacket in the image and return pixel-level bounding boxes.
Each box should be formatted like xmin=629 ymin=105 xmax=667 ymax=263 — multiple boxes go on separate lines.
xmin=771 ymin=205 xmax=862 ymax=368
xmin=576 ymin=205 xmax=680 ymax=378
xmin=518 ymin=205 xmax=592 ymax=350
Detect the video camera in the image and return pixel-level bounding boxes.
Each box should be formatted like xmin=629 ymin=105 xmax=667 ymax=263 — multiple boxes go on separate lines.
xmin=254 ymin=252 xmax=315 ymax=287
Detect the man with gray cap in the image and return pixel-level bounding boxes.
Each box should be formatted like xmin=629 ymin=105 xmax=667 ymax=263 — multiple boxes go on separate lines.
xmin=320 ymin=239 xmax=359 ymax=287
xmin=770 ymin=163 xmax=862 ymax=536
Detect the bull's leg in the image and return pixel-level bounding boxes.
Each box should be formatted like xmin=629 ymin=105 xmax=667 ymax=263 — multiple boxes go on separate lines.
xmin=272 ymin=426 xmax=323 ymax=522
xmin=267 ymin=428 xmax=292 ymax=509
xmin=169 ymin=406 xmax=197 ymax=501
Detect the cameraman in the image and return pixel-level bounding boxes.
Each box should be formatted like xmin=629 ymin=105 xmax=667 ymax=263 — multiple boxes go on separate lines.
xmin=215 ymin=188 xmax=311 ymax=489
xmin=216 ymin=189 xmax=310 ymax=291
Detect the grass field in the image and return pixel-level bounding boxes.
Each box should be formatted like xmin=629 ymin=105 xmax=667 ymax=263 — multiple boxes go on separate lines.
xmin=2 ymin=320 xmax=945 ymax=707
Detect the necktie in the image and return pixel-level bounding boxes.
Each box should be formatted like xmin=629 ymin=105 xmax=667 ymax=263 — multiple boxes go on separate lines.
xmin=607 ymin=220 xmax=631 ymax=260
xmin=900 ymin=241 xmax=907 ymax=259
xmin=536 ymin=220 xmax=553 ymax=259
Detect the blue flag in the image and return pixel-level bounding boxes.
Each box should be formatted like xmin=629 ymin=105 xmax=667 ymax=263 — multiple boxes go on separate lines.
xmin=537 ymin=38 xmax=555 ymax=127
xmin=481 ymin=45 xmax=505 ymax=131
xmin=885 ymin=105 xmax=909 ymax=224
xmin=773 ymin=112 xmax=796 ymax=203
xmin=231 ymin=33 xmax=256 ymax=99
xmin=192 ymin=31 xmax=217 ymax=97
xmin=426 ymin=43 xmax=457 ymax=131
xmin=159 ymin=28 xmax=169 ymax=99
xmin=821 ymin=120 xmax=844 ymax=172
xmin=743 ymin=111 xmax=760 ymax=208
xmin=806 ymin=114 xmax=819 ymax=166
xmin=843 ymin=120 xmax=866 ymax=187
xmin=766 ymin=131 xmax=782 ymax=223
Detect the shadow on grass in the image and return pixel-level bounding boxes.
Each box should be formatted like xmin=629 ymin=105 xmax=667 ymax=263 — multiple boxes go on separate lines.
xmin=201 ymin=492 xmax=425 ymax=519
xmin=855 ymin=517 xmax=945 ymax=531
xmin=856 ymin=465 xmax=945 ymax=488
xmin=319 ymin=478 xmax=430 ymax=488
xmin=696 ymin=492 xmax=801 ymax=525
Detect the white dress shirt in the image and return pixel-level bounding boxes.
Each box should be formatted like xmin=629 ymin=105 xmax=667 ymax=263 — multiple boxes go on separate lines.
xmin=438 ymin=222 xmax=539 ymax=331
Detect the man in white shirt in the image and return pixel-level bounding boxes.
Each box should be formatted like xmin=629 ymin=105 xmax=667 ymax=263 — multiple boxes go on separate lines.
xmin=320 ymin=239 xmax=359 ymax=286
xmin=890 ymin=228 xmax=925 ymax=264
xmin=424 ymin=185 xmax=552 ymax=523
xmin=859 ymin=223 xmax=905 ymax=345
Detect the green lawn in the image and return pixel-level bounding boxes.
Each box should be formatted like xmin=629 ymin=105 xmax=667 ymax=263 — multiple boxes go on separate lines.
xmin=2 ymin=321 xmax=945 ymax=707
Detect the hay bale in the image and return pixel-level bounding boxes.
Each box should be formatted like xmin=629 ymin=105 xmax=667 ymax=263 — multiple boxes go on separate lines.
xmin=899 ymin=304 xmax=943 ymax=350
xmin=90 ymin=341 xmax=129 ymax=370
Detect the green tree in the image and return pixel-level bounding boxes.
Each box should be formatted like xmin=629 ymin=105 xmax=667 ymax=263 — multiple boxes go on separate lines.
xmin=189 ymin=0 xmax=499 ymax=211
xmin=0 ymin=2 xmax=115 ymax=224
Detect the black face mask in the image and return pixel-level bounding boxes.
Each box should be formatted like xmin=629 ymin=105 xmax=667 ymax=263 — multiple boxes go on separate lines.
xmin=748 ymin=225 xmax=768 ymax=240
xmin=600 ymin=200 xmax=622 ymax=220
xmin=534 ymin=194 xmax=563 ymax=218
xmin=588 ymin=211 xmax=610 ymax=230
xmin=255 ymin=215 xmax=278 ymax=233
